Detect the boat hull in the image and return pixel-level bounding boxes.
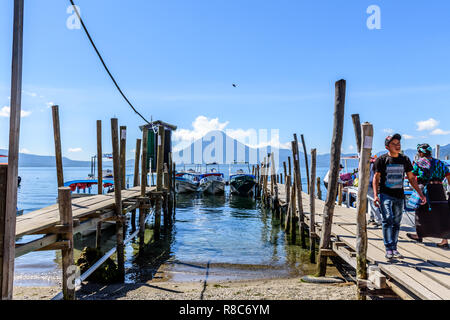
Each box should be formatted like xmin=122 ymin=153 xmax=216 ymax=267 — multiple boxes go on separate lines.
xmin=175 ymin=179 xmax=199 ymax=193
xmin=199 ymin=175 xmax=225 ymax=194
xmin=230 ymin=174 xmax=256 ymax=196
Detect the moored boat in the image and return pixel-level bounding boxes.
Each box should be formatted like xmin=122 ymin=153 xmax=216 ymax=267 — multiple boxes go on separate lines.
xmin=175 ymin=171 xmax=201 ymax=193
xmin=230 ymin=170 xmax=256 ymax=196
xmin=199 ymin=172 xmax=225 ymax=194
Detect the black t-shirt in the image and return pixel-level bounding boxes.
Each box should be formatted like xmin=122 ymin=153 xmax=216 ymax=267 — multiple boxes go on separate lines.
xmin=373 ymin=153 xmax=413 ymax=199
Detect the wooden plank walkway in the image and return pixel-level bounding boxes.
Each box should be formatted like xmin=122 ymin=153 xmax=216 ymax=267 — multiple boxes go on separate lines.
xmin=274 ymin=183 xmax=450 ymax=300
xmin=16 ymin=186 xmax=155 ymax=237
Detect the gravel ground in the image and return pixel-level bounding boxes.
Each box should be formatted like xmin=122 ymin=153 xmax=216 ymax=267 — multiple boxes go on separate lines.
xmin=13 ymin=278 xmax=356 ymax=300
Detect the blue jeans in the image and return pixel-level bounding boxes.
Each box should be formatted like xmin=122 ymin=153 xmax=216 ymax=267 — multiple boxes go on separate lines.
xmin=379 ymin=193 xmax=404 ymax=251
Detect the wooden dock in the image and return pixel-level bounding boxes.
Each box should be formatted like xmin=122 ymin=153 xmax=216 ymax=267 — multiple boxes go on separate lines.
xmin=273 ymin=183 xmax=450 ymax=300
xmin=15 ymin=186 xmax=156 ymax=257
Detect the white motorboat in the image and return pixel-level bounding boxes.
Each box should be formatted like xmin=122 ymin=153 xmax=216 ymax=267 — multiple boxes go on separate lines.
xmin=175 ymin=171 xmax=201 ymax=193
xmin=199 ymin=172 xmax=225 ymax=194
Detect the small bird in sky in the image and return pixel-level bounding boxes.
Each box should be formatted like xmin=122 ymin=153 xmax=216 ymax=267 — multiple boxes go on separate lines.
xmin=232 ymin=83 xmax=237 ymax=87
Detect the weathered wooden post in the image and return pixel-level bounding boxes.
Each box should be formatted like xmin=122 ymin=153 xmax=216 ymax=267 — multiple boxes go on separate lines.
xmin=155 ymin=125 xmax=165 ymax=240
xmin=309 ymin=149 xmax=317 ymax=263
xmin=58 ymin=187 xmax=75 ymax=300
xmin=52 ymin=105 xmax=64 ymax=188
xmin=356 ymin=122 xmax=373 ymax=300
xmin=284 ymin=175 xmax=291 ymax=230
xmin=167 ymin=152 xmax=173 ymax=222
xmin=95 ymin=120 xmax=103 ymax=246
xmin=163 ymin=163 xmax=169 ymax=228
xmin=351 ymin=114 xmax=362 ymax=154
xmin=317 ymin=177 xmax=322 ymax=200
xmin=131 ymin=139 xmax=141 ymax=231
xmin=1 ymin=0 xmax=24 ymax=300
xmin=140 ymin=127 xmax=148 ymax=249
xmin=120 ymin=126 xmax=127 ymax=190
xmin=111 ymin=118 xmax=125 ymax=281
xmin=271 ymin=152 xmax=278 ymax=215
xmin=289 ymin=175 xmax=297 ymax=244
xmin=172 ymin=162 xmax=177 ymax=216
xmin=97 ymin=120 xmax=103 ymax=194
xmin=435 ymin=144 xmax=440 ymax=159
xmin=292 ymin=139 xmax=306 ymax=249
xmin=338 ymin=183 xmax=343 ymax=206
xmin=300 ymin=134 xmax=310 ymax=194
xmin=316 ymin=79 xmax=346 ymax=277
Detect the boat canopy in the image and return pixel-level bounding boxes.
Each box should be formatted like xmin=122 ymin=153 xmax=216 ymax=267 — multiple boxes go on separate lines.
xmin=64 ymin=179 xmax=114 ymax=192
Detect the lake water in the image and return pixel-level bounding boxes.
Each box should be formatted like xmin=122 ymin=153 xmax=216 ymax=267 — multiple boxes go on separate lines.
xmin=14 ymin=165 xmax=336 ymax=287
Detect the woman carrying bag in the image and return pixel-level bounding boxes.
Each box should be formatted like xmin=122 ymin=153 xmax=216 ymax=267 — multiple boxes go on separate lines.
xmin=406 ymin=143 xmax=450 ymax=249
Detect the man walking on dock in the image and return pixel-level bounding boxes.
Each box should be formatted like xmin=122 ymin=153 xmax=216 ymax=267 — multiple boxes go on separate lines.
xmin=373 ymin=134 xmax=427 ymax=260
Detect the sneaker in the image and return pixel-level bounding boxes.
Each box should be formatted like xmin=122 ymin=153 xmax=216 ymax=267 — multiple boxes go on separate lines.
xmin=385 ymin=250 xmax=393 ymax=259
xmin=392 ymin=250 xmax=404 ymax=259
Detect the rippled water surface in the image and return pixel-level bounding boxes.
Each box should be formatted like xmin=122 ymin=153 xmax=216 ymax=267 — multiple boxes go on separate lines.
xmin=14 ymin=166 xmax=332 ymax=286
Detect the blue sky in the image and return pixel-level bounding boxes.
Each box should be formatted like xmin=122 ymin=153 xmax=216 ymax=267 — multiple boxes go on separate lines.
xmin=1 ymin=0 xmax=450 ymax=160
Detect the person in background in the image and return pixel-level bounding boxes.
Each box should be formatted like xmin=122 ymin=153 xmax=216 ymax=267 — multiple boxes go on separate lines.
xmin=368 ymin=155 xmax=382 ymax=228
xmin=406 ymin=143 xmax=450 ymax=249
xmin=324 ymin=164 xmax=344 ymax=190
xmin=373 ymin=134 xmax=427 ymax=260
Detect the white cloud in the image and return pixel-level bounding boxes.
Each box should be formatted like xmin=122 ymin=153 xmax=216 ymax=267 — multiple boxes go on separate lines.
xmin=403 ymin=134 xmax=414 ymax=139
xmin=68 ymin=147 xmax=82 ymax=153
xmin=172 ymin=115 xmax=290 ymax=151
xmin=416 ymin=118 xmax=439 ymax=131
xmin=383 ymin=128 xmax=394 ymax=134
xmin=430 ymin=128 xmax=450 ymax=135
xmin=173 ymin=116 xmax=229 ymax=144
xmin=130 ymin=149 xmax=136 ymax=154
xmin=46 ymin=102 xmax=54 ymax=108
xmin=0 ymin=106 xmax=31 ymax=118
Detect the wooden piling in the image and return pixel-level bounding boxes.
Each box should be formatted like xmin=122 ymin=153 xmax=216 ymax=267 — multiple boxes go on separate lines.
xmin=355 ymin=123 xmax=373 ymax=300
xmin=140 ymin=127 xmax=148 ymax=249
xmin=97 ymin=120 xmax=103 ymax=194
xmin=95 ymin=120 xmax=103 ymax=246
xmin=155 ymin=125 xmax=165 ymax=240
xmin=309 ymin=149 xmax=317 ymax=263
xmin=338 ymin=183 xmax=343 ymax=206
xmin=52 ymin=105 xmax=64 ymax=188
xmin=58 ymin=187 xmax=75 ymax=300
xmin=317 ymin=177 xmax=322 ymax=200
xmin=316 ymin=79 xmax=346 ymax=277
xmin=284 ymin=175 xmax=291 ymax=231
xmin=351 ymin=114 xmax=362 ymax=154
xmin=110 ymin=118 xmax=124 ymax=281
xmin=163 ymin=163 xmax=169 ymax=227
xmin=289 ymin=176 xmax=297 ymax=244
xmin=292 ymin=139 xmax=306 ymax=249
xmin=435 ymin=144 xmax=440 ymax=159
xmin=300 ymin=134 xmax=310 ymax=194
xmin=120 ymin=126 xmax=127 ymax=190
xmin=130 ymin=139 xmax=141 ymax=232
xmin=2 ymin=0 xmax=24 ymax=299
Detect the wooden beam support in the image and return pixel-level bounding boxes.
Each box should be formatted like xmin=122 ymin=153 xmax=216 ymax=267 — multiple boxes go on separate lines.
xmin=309 ymin=148 xmax=317 ymax=263
xmin=317 ymin=79 xmax=346 ymax=277
xmin=355 ymin=122 xmax=373 ymax=300
xmin=120 ymin=126 xmax=127 ymax=190
xmin=58 ymin=187 xmax=75 ymax=300
xmin=111 ymin=118 xmax=124 ymax=281
xmin=2 ymin=0 xmax=24 ymax=299
xmin=97 ymin=120 xmax=103 ymax=195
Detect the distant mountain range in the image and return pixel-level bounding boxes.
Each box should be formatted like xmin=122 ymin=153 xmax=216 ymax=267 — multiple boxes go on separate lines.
xmin=0 ymin=149 xmax=135 ymax=168
xmin=1 ymin=134 xmax=448 ymax=168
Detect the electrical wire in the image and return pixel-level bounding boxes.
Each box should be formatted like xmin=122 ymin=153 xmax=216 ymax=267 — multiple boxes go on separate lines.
xmin=68 ymin=0 xmax=153 ymax=126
